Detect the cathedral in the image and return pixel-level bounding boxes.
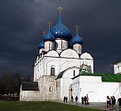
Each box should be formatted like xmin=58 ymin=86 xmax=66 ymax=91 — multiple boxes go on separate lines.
xmin=20 ymin=7 xmax=121 ymax=102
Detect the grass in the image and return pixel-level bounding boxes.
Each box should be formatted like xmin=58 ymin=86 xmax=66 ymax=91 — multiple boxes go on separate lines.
xmin=0 ymin=101 xmax=104 ymax=111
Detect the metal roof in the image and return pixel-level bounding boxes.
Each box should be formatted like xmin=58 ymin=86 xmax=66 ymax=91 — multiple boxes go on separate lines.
xmin=22 ymin=82 xmax=39 ymax=91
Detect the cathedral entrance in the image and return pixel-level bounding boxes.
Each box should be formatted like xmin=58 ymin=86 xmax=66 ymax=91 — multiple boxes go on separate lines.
xmin=69 ymin=85 xmax=73 ymax=101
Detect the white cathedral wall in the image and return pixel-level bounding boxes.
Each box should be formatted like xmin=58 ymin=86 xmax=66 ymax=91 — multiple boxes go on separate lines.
xmin=58 ymin=67 xmax=79 ymax=101
xmin=60 ymin=59 xmax=81 ymax=72
xmin=72 ymin=77 xmax=81 ymax=102
xmin=72 ymin=76 xmax=120 ymax=102
xmin=60 ymin=78 xmax=72 ymax=101
xmin=34 ymin=56 xmax=82 ymax=80
xmin=62 ymin=67 xmax=80 ymax=79
xmin=34 ymin=50 xmax=94 ymax=81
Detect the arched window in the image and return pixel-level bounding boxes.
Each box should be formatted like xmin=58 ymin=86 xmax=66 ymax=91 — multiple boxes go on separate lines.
xmin=51 ymin=67 xmax=55 ymax=76
xmin=49 ymin=86 xmax=53 ymax=92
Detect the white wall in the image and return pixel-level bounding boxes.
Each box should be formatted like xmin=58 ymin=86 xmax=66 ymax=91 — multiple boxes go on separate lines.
xmin=19 ymin=85 xmax=41 ymax=101
xmin=60 ymin=78 xmax=72 ymax=101
xmin=72 ymin=75 xmax=121 ymax=102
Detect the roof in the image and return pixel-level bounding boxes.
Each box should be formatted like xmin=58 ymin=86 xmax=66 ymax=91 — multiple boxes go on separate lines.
xmin=56 ymin=66 xmax=80 ymax=79
xmin=22 ymin=82 xmax=39 ymax=91
xmin=51 ymin=15 xmax=72 ymax=40
xmin=72 ymin=73 xmax=121 ymax=82
xmin=71 ymin=32 xmax=84 ymax=45
xmin=43 ymin=29 xmax=55 ymax=41
xmin=113 ymin=60 xmax=121 ymax=64
xmin=38 ymin=41 xmax=44 ymax=49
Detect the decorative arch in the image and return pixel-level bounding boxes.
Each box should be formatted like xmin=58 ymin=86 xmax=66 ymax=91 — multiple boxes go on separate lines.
xmin=80 ymin=52 xmax=93 ymax=59
xmin=60 ymin=49 xmax=79 ymax=58
xmin=46 ymin=50 xmax=59 ymax=57
xmin=46 ymin=60 xmax=57 ymax=76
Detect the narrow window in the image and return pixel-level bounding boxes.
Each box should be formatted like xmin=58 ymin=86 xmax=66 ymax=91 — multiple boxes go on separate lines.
xmin=73 ymin=70 xmax=75 ymax=76
xmin=49 ymin=86 xmax=53 ymax=92
xmin=49 ymin=43 xmax=50 ymax=50
xmin=51 ymin=67 xmax=55 ymax=76
xmin=61 ymin=40 xmax=62 ymax=49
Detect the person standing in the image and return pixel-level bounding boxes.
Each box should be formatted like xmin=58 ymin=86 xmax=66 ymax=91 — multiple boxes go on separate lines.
xmin=75 ymin=96 xmax=78 ymax=105
xmin=118 ymin=98 xmax=121 ymax=107
xmin=71 ymin=96 xmax=73 ymax=102
xmin=81 ymin=97 xmax=84 ymax=105
xmin=86 ymin=94 xmax=89 ymax=105
xmin=110 ymin=96 xmax=113 ymax=110
xmin=112 ymin=96 xmax=116 ymax=110
xmin=75 ymin=96 xmax=78 ymax=102
xmin=84 ymin=96 xmax=87 ymax=105
xmin=63 ymin=96 xmax=65 ymax=102
xmin=107 ymin=96 xmax=110 ymax=108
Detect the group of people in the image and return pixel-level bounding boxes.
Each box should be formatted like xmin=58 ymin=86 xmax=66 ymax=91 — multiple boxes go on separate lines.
xmin=63 ymin=95 xmax=121 ymax=110
xmin=63 ymin=96 xmax=68 ymax=102
xmin=71 ymin=96 xmax=78 ymax=102
xmin=107 ymin=96 xmax=116 ymax=110
xmin=81 ymin=95 xmax=89 ymax=105
xmin=70 ymin=95 xmax=89 ymax=105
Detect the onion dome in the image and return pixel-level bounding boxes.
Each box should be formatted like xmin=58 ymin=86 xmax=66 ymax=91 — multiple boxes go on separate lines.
xmin=38 ymin=41 xmax=44 ymax=49
xmin=51 ymin=7 xmax=72 ymax=40
xmin=72 ymin=25 xmax=84 ymax=45
xmin=43 ymin=22 xmax=55 ymax=41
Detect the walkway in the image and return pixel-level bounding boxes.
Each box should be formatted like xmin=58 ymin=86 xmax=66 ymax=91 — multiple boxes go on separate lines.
xmin=57 ymin=101 xmax=120 ymax=111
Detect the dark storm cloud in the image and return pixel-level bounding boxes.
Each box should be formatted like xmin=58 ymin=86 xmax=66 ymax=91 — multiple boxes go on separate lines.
xmin=0 ymin=0 xmax=121 ymax=76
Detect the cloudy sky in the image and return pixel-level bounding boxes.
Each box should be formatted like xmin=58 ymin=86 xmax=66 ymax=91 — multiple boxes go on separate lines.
xmin=0 ymin=0 xmax=121 ymax=77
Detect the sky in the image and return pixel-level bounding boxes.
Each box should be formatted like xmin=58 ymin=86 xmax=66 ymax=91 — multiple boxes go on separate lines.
xmin=0 ymin=0 xmax=121 ymax=77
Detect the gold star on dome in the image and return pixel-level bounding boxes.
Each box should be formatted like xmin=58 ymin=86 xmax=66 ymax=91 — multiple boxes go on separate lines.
xmin=43 ymin=31 xmax=47 ymax=36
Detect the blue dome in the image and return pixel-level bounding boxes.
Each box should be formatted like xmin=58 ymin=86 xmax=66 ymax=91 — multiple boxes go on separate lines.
xmin=43 ymin=28 xmax=55 ymax=41
xmin=51 ymin=15 xmax=72 ymax=40
xmin=38 ymin=41 xmax=44 ymax=49
xmin=72 ymin=32 xmax=84 ymax=45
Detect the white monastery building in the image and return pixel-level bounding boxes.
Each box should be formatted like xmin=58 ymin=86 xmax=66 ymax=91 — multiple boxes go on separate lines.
xmin=20 ymin=7 xmax=121 ymax=102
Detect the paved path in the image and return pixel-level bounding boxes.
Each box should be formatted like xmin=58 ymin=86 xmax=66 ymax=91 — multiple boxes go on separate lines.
xmin=57 ymin=101 xmax=120 ymax=111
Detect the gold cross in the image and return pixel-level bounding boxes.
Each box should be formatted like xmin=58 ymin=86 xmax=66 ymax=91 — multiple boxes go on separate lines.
xmin=76 ymin=24 xmax=79 ymax=32
xmin=48 ymin=21 xmax=52 ymax=28
xmin=57 ymin=6 xmax=63 ymax=15
xmin=43 ymin=31 xmax=47 ymax=36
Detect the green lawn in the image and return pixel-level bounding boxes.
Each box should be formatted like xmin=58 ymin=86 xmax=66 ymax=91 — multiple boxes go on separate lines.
xmin=0 ymin=101 xmax=104 ymax=111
